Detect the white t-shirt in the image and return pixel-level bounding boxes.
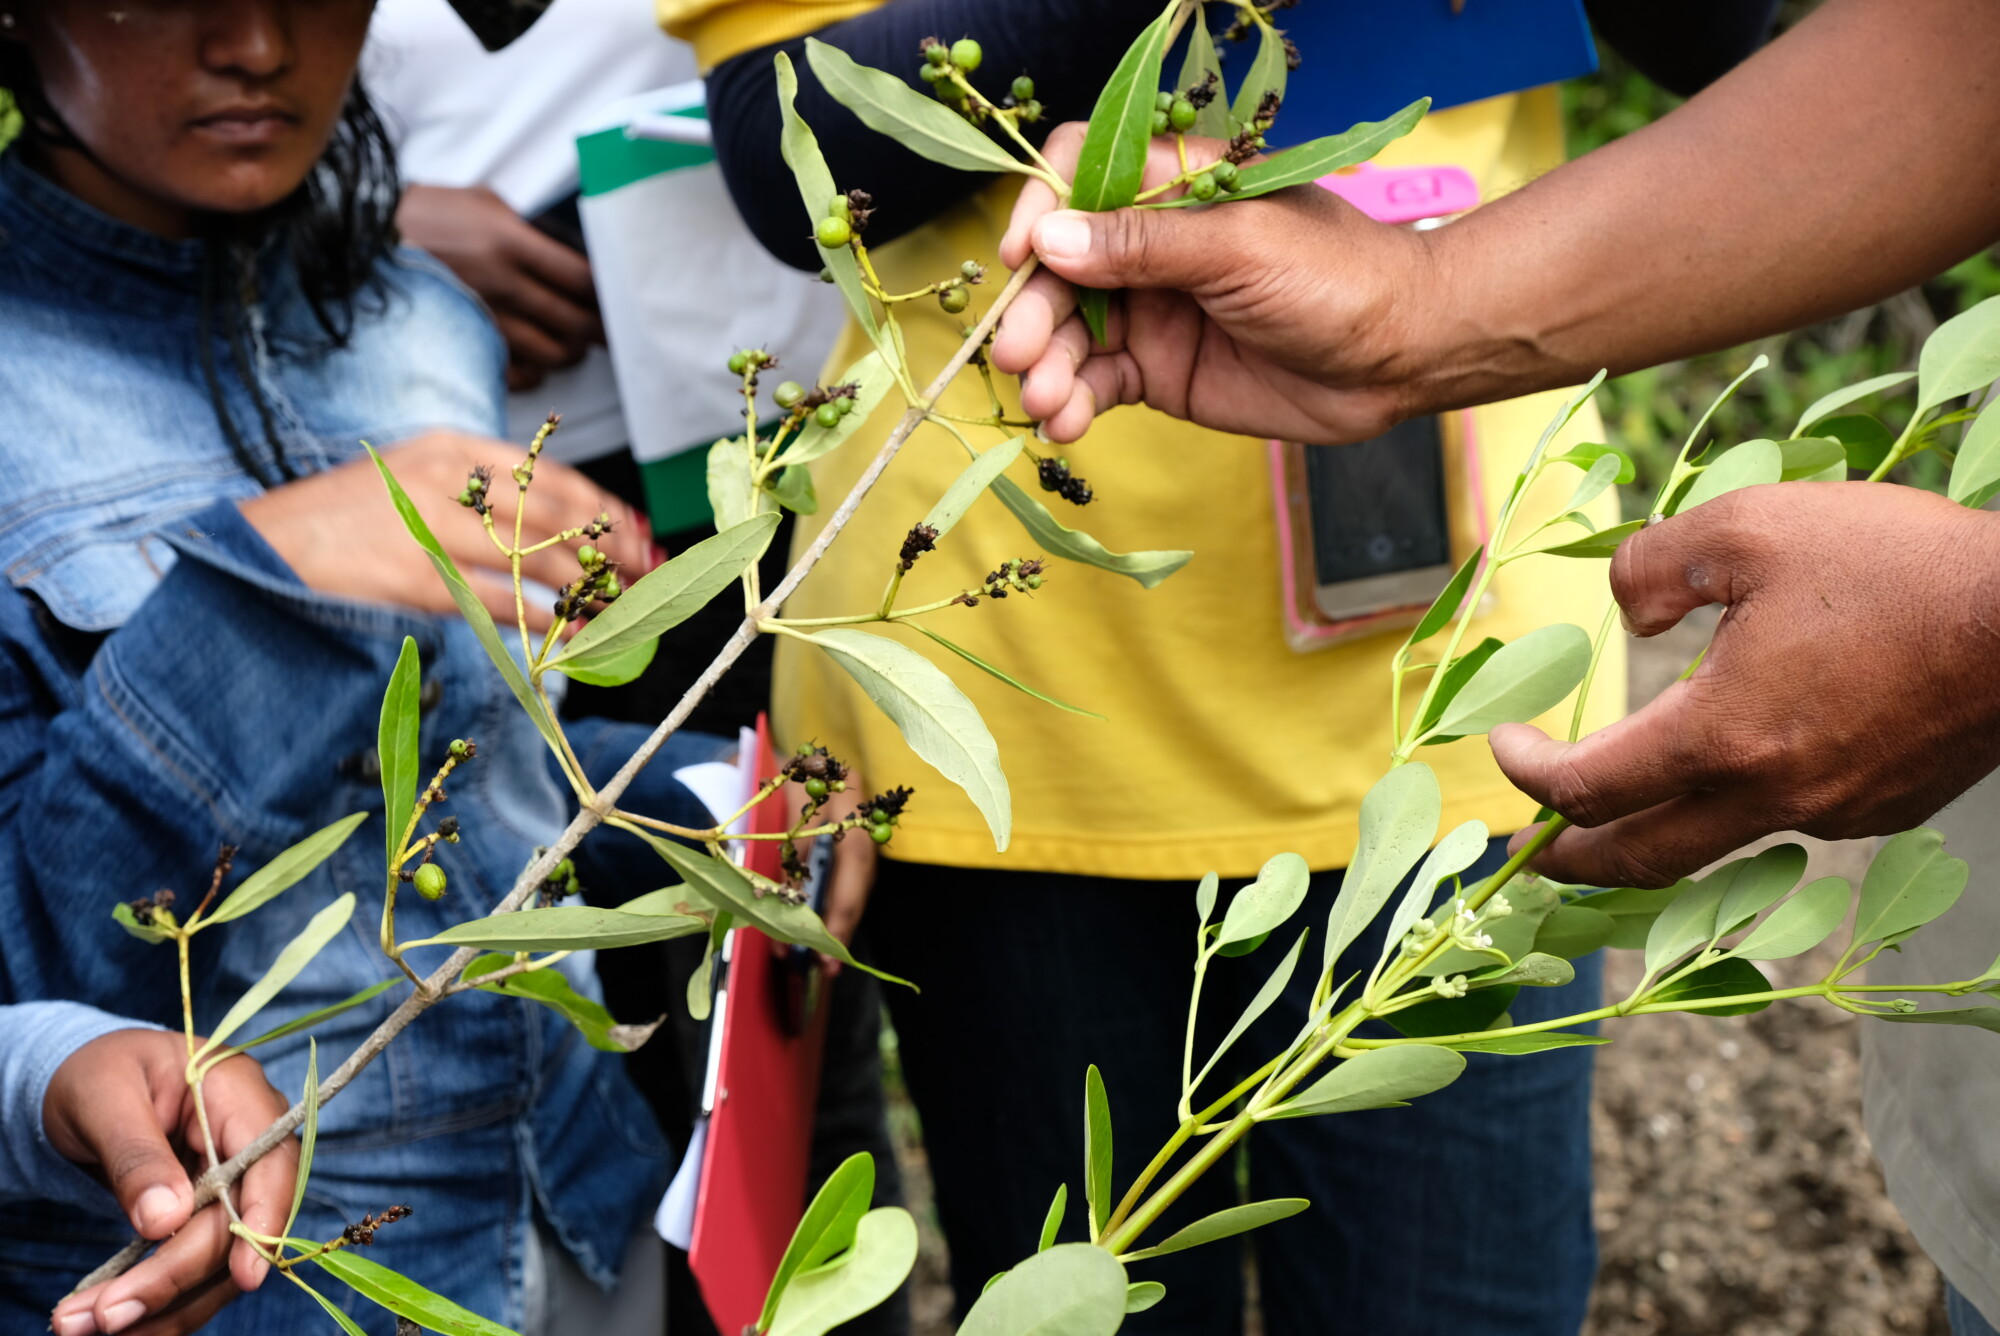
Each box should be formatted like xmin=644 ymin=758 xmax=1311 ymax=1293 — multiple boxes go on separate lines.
xmin=364 ymin=0 xmax=699 ymax=461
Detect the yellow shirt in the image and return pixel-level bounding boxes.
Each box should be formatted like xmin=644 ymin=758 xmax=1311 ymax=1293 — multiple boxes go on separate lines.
xmin=667 ymin=2 xmax=1626 ymax=877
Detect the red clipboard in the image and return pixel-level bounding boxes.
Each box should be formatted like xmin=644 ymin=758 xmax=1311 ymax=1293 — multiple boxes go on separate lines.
xmin=688 ymin=715 xmax=832 ymax=1331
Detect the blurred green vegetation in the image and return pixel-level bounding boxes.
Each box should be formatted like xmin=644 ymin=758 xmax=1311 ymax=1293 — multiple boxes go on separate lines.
xmin=1562 ymin=25 xmax=2000 ymax=512
xmin=0 ymin=89 xmax=18 ymax=154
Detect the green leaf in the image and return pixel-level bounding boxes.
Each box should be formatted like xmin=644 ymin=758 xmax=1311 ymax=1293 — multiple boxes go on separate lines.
xmin=707 ymin=437 xmax=757 ymax=530
xmin=311 ymin=1250 xmax=518 ymax=1336
xmin=1728 ymin=875 xmax=1850 ymax=961
xmin=555 ymin=637 xmax=657 ymax=688
xmin=1038 ymin=1184 xmax=1067 ymax=1253
xmin=1084 ymin=1066 xmax=1113 ymax=1237
xmin=286 ymin=1039 xmax=318 ymax=1240
xmin=1564 ymin=452 xmax=1622 ymax=512
xmin=197 ymin=894 xmax=356 ymax=1060
xmin=460 ymin=952 xmax=660 ymax=1053
xmin=1917 ymin=295 xmax=2000 ymax=415
xmin=778 ymin=352 xmax=897 ymax=469
xmin=1191 ymin=928 xmax=1307 ymax=1095
xmin=769 ymin=464 xmax=820 ymax=515
xmin=378 ymin=637 xmax=421 ymax=870
xmin=1816 ymin=413 xmax=1896 ymax=472
xmin=775 ymin=52 xmax=878 ymax=345
xmin=771 ymin=1208 xmax=919 ymax=1336
xmin=1412 ymin=637 xmax=1501 ymax=744
xmin=1951 ymin=397 xmax=2000 ymax=506
xmin=551 ymin=514 xmax=780 ymax=677
xmin=1071 ymin=0 xmax=1177 ymax=213
xmin=1324 ymin=764 xmax=1440 ymax=973
xmin=1228 ymin=22 xmax=1289 ymax=129
xmin=1384 ymin=985 xmax=1518 ymax=1038
xmin=1194 ymin=871 xmax=1219 ymax=926
xmin=365 ymin=447 xmax=560 ymax=752
xmin=801 ymin=628 xmax=1011 ymax=849
xmin=1643 ymin=874 xmax=1729 ymax=975
xmin=922 ymin=437 xmax=1025 ymax=539
xmin=1445 ymin=1032 xmax=1609 ymax=1055
xmin=1539 ymin=517 xmax=1644 ymax=560
xmin=1646 ymin=957 xmax=1773 ymax=1016
xmin=1522 ymin=372 xmax=1610 ymax=477
xmin=1153 ymin=100 xmax=1431 ymax=209
xmin=806 ymin=38 xmax=1027 ymax=175
xmin=1574 ymin=883 xmax=1686 ymax=950
xmin=1874 ymin=1006 xmax=2000 ymax=1035
xmin=1125 ymin=1282 xmax=1166 ymax=1313
xmin=1381 ymin=819 xmax=1490 ymax=959
xmin=1177 ymin=6 xmax=1229 ymax=138
xmin=1793 ymin=370 xmax=1915 ymax=437
xmin=991 ymin=477 xmax=1192 ymax=588
xmin=1483 ymin=952 xmax=1575 ymax=988
xmin=1675 ymin=438 xmax=1783 ymax=514
xmin=909 ymin=624 xmax=1104 ymax=720
xmin=1261 ymin=1044 xmax=1467 ymax=1120
xmin=1776 ymin=437 xmax=1847 ymax=483
xmin=1430 ymin=623 xmax=1591 ymax=740
xmin=293 ymin=1278 xmax=370 ymax=1336
xmin=1853 ymin=827 xmax=1968 ymax=948
xmin=1713 ymin=843 xmax=1808 ymax=937
xmin=1077 ymin=289 xmax=1112 ymax=347
xmin=228 ymin=979 xmax=401 ymax=1055
xmin=1215 ymin=852 xmax=1310 ymax=950
xmin=405 ymin=905 xmax=709 ymax=953
xmin=760 ymin=1152 xmax=876 ymax=1331
xmin=1121 ymin=1198 xmax=1309 ymax=1262
xmin=687 ymin=913 xmax=729 ymax=1023
xmin=1532 ymin=904 xmax=1615 ymax=959
xmin=629 ymin=827 xmax=910 ymax=987
xmin=1404 ymin=548 xmax=1482 ymax=650
xmin=1552 ymin=443 xmax=1635 ymax=485
xmin=111 ymin=902 xmax=173 ymax=945
xmin=958 ymin=1244 xmax=1129 ymax=1336
xmin=207 ymin=814 xmax=370 ymax=928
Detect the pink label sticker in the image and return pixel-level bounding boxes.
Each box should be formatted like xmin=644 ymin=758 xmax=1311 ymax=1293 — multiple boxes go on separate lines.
xmin=1316 ymin=162 xmax=1480 ymax=225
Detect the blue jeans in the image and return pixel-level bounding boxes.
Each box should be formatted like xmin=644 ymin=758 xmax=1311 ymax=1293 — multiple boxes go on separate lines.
xmin=1952 ymin=1285 xmax=2000 ymax=1336
xmin=868 ymin=837 xmax=1600 ymax=1336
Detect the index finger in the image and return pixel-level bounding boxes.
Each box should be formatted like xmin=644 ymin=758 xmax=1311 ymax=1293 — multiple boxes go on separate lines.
xmin=505 ymin=222 xmax=598 ymax=309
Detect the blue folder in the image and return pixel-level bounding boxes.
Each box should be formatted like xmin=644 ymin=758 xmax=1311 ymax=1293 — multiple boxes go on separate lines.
xmin=1200 ymin=0 xmax=1598 ymax=147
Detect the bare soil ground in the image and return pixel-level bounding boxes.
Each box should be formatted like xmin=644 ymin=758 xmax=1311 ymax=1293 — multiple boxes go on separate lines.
xmin=892 ymin=606 xmax=1951 ymax=1334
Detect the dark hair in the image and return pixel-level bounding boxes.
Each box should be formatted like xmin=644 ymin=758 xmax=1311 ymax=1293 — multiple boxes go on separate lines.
xmin=0 ymin=45 xmax=401 ymax=346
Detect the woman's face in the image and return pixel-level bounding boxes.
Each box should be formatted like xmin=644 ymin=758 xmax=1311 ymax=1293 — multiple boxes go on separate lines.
xmin=9 ymin=0 xmax=375 ymax=236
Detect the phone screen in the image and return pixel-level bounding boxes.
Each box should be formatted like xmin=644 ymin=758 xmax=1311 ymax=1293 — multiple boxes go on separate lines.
xmin=1304 ymin=418 xmax=1450 ymax=587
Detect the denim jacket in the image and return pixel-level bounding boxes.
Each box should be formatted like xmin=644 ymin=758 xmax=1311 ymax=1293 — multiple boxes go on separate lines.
xmin=0 ymin=152 xmax=713 ymax=1332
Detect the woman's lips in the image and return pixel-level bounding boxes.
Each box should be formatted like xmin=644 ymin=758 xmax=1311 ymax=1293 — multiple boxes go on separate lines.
xmin=190 ymin=108 xmax=298 ymax=145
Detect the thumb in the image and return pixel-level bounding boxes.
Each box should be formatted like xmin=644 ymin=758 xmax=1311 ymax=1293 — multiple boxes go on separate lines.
xmin=1031 ymin=206 xmax=1224 ymax=293
xmin=1608 ymin=500 xmax=1757 ymax=637
xmin=71 ymin=1083 xmax=195 ymax=1240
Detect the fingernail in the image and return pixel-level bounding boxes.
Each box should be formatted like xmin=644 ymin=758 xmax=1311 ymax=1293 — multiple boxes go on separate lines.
xmin=133 ymin=1184 xmax=179 ymax=1236
xmin=51 ymin=1310 xmax=94 ymax=1336
xmin=1035 ymin=211 xmax=1092 ymax=264
xmin=103 ymin=1299 xmax=147 ymax=1333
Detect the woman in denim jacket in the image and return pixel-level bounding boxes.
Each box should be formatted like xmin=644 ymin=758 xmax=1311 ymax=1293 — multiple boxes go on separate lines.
xmin=0 ymin=3 xmax=720 ymax=1332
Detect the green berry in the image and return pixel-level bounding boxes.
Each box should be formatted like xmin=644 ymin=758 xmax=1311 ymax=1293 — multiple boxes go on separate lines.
xmin=935 ymin=78 xmax=967 ymax=101
xmin=796 ymin=743 xmax=814 ymax=757
xmin=1150 ymin=108 xmax=1170 ymax=136
xmin=835 ymin=396 xmax=855 ymax=416
xmin=816 ymin=402 xmax=843 ymax=429
xmin=455 ymin=488 xmax=473 ymax=506
xmin=818 ymin=267 xmax=835 ymax=283
xmin=804 ymin=778 xmax=829 ymax=800
xmin=1011 ymin=75 xmax=1035 ymax=101
xmin=577 ymin=544 xmax=601 ymax=567
xmin=950 ymin=38 xmax=982 ymax=71
xmin=601 ymin=575 xmax=621 ymax=598
xmin=413 ymin=864 xmax=447 ymax=901
xmin=727 ymin=350 xmax=750 ymax=375
xmin=867 ymin=807 xmax=889 ymax=824
xmin=870 ymin=823 xmax=894 ymax=845
xmin=1210 ymin=160 xmax=1238 ymax=186
xmin=449 ymin=738 xmax=469 ymax=758
xmin=1190 ymin=173 xmax=1219 ymax=201
xmin=919 ymin=62 xmax=946 ymax=83
xmin=828 ymin=194 xmax=851 ymax=222
xmin=1155 ymin=90 xmax=1175 ymax=112
xmin=1169 ymin=97 xmax=1197 ymax=132
xmin=816 ymin=215 xmax=852 ymax=249
xmin=774 ymin=380 xmax=805 ymax=408
xmin=961 ymin=259 xmax=982 ymax=280
xmin=1026 ymin=573 xmax=1044 ymax=589
xmin=939 ymin=286 xmax=970 ymax=314
xmin=554 ymin=859 xmax=574 ymax=881
xmin=1022 ymin=99 xmax=1044 ymax=122
xmin=925 ymin=42 xmax=950 ymax=66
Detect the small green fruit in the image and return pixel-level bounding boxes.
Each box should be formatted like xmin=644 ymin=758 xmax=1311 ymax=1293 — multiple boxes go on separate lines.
xmin=774 ymin=380 xmax=805 ymax=408
xmin=1011 ymin=75 xmax=1035 ymax=101
xmin=1021 ymin=99 xmax=1044 ymax=122
xmin=835 ymin=396 xmax=855 ymax=416
xmin=950 ymin=38 xmax=982 ymax=71
xmin=870 ymin=823 xmax=894 ymax=845
xmin=1169 ymin=97 xmax=1196 ymax=132
xmin=449 ymin=738 xmax=469 ymax=758
xmin=816 ymin=215 xmax=852 ymax=249
xmin=919 ymin=62 xmax=946 ymax=83
xmin=1210 ymin=160 xmax=1238 ymax=186
xmin=925 ymin=42 xmax=950 ymax=66
xmin=939 ymin=286 xmax=970 ymax=314
xmin=727 ymin=350 xmax=750 ymax=375
xmin=1154 ymin=90 xmax=1175 ymax=112
xmin=868 ymin=807 xmax=889 ymax=824
xmin=413 ymin=864 xmax=447 ymax=901
xmin=1190 ymin=173 xmax=1218 ymax=201
xmin=815 ymin=402 xmax=843 ymax=429
xmin=577 ymin=544 xmax=601 ymax=567
xmin=805 ymin=778 xmax=829 ymax=800
xmin=829 ymin=194 xmax=851 ymax=222
xmin=818 ymin=267 xmax=835 ymax=283
xmin=601 ymin=575 xmax=621 ymax=598
xmin=961 ymin=259 xmax=982 ymax=280
xmin=1151 ymin=108 xmax=1169 ymax=136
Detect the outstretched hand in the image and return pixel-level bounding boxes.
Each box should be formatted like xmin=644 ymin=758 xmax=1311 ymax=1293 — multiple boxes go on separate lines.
xmin=1491 ymin=482 xmax=2000 ymax=888
xmin=991 ymin=121 xmax=1435 ymax=444
xmin=47 ymin=1032 xmax=296 ymax=1336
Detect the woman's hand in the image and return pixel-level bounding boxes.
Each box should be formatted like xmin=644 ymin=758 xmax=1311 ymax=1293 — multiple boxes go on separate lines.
xmin=46 ymin=1033 xmax=296 ymax=1336
xmin=238 ymin=430 xmax=657 ymax=632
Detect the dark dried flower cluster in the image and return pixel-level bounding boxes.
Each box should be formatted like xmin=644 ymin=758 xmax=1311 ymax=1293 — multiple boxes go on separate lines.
xmin=342 ymin=1204 xmax=413 ymax=1247
xmin=1037 ymin=456 xmax=1093 ymax=505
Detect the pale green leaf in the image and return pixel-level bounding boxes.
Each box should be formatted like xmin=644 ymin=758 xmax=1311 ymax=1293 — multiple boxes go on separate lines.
xmin=1177 ymin=6 xmax=1229 ymax=137
xmin=555 ymin=636 xmax=657 ymax=688
xmin=1039 ymin=1184 xmax=1067 ymax=1253
xmin=1324 ymin=765 xmax=1440 ymax=973
xmin=958 ymin=1244 xmax=1129 ymax=1336
xmin=1482 ymin=952 xmax=1575 ymax=988
xmin=1551 ymin=443 xmax=1635 ymax=485
xmin=775 ymin=52 xmax=878 ymax=344
xmin=1228 ymin=23 xmax=1289 ymax=129
xmin=285 ymin=1039 xmax=318 ymax=1239
xmin=1538 ymin=517 xmax=1644 ymax=560
xmin=802 ymin=628 xmax=1011 ymax=849
xmin=111 ymin=902 xmax=172 ymax=945
xmin=227 ymin=979 xmax=401 ymax=1055
xmin=1412 ymin=637 xmax=1500 ymax=744
xmin=1575 ymin=883 xmax=1687 ymax=950
xmin=770 ymin=462 xmax=819 ymax=514
xmin=1215 ymin=852 xmax=1310 ymax=949
xmin=1793 ymin=370 xmax=1914 ymax=437
xmin=1190 ymin=928 xmax=1307 ymax=1095
xmin=197 ymin=894 xmax=356 ymax=1059
xmin=1121 ymin=1198 xmax=1308 ymax=1262
xmin=1125 ymin=1282 xmax=1165 ymax=1313
xmin=459 ymin=952 xmax=660 ymax=1054
xmin=1430 ymin=624 xmax=1591 ymax=739
xmin=1874 ymin=1005 xmax=2000 ymax=1034
xmin=1675 ymin=439 xmax=1783 ymax=513
xmin=292 ymin=1278 xmax=370 ymax=1336
xmin=1194 ymin=871 xmax=1219 ymax=927
xmin=921 ymin=438 xmax=1025 ymax=539
xmin=1715 ymin=843 xmax=1808 ymax=936
xmin=208 ymin=813 xmax=369 ymax=928
xmin=1445 ymin=1032 xmax=1609 ymax=1055
xmin=771 ymin=1208 xmax=919 ymax=1336
xmin=1646 ymin=956 xmax=1773 ymax=1015
xmin=1404 ymin=548 xmax=1482 ymax=650
xmin=777 ymin=352 xmax=897 ymax=468
xmin=1643 ymin=874 xmax=1729 ymax=975
xmin=377 ymin=637 xmax=421 ymax=869
xmin=1853 ymin=827 xmax=1968 ymax=948
xmin=1261 ymin=1044 xmax=1466 ymax=1120
xmin=761 ymin=1152 xmax=876 ymax=1330
xmin=311 ymin=1250 xmax=518 ymax=1336
xmin=1951 ymin=396 xmax=2000 ymax=507
xmin=1151 ymin=100 xmax=1431 ymax=209
xmin=1729 ymin=876 xmax=1850 ymax=961
xmin=910 ymin=625 xmax=1103 ymax=719
xmin=706 ymin=437 xmax=756 ymax=532
xmin=1917 ymin=295 xmax=2000 ymax=414
xmin=1381 ymin=820 xmax=1490 ymax=960
xmin=551 ymin=514 xmax=780 ymax=676
xmin=1084 ymin=1066 xmax=1113 ymax=1237
xmin=1776 ymin=437 xmax=1847 ymax=482
xmin=1071 ymin=0 xmax=1177 ymax=212
xmin=1531 ymin=904 xmax=1615 ymax=959
xmin=991 ymin=477 xmax=1192 ymax=588
xmin=1565 ymin=452 xmax=1622 ymax=512
xmin=807 ymin=39 xmax=1026 ymax=175
xmin=406 ymin=905 xmax=709 ymax=953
